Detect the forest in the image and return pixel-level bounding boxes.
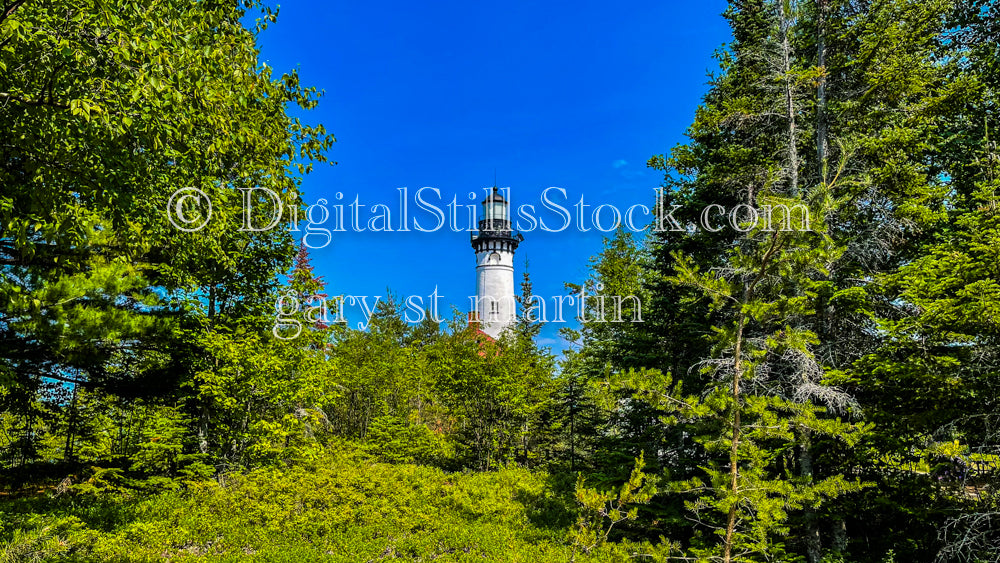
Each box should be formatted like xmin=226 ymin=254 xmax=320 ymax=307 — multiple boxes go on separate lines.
xmin=1 ymin=0 xmax=999 ymax=561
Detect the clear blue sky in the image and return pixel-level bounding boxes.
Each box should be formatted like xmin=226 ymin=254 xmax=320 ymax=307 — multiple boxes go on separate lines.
xmin=253 ymin=0 xmax=732 ymax=352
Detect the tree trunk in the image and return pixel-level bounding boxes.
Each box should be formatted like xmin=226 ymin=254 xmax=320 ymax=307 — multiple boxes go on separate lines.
xmin=723 ymin=316 xmax=746 ymax=563
xmin=208 ymin=284 xmax=216 ymax=318
xmin=569 ymin=378 xmax=577 ymax=472
xmin=63 ymin=382 xmax=79 ymax=462
xmin=197 ymin=404 xmax=210 ymax=455
xmin=816 ymin=0 xmax=829 ymax=181
xmin=808 ymin=5 xmax=831 ymax=558
xmin=831 ymin=516 xmax=848 ymax=554
xmin=781 ymin=0 xmax=800 ymax=195
xmin=724 ymin=231 xmax=783 ymax=562
xmin=800 ymin=430 xmax=822 ymax=563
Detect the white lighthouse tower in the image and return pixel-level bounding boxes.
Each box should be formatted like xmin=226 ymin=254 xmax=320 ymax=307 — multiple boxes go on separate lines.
xmin=471 ymin=187 xmax=523 ymax=339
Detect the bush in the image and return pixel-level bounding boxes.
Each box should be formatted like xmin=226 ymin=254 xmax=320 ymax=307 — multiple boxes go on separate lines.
xmin=0 ymin=449 xmax=670 ymax=561
xmin=363 ymin=416 xmax=455 ymax=466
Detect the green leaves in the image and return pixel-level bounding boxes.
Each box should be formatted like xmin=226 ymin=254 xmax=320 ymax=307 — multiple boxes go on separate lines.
xmin=0 ymin=0 xmax=333 ymax=474
xmin=192 ymin=323 xmax=333 ymax=467
xmin=569 ymin=453 xmax=663 ymax=558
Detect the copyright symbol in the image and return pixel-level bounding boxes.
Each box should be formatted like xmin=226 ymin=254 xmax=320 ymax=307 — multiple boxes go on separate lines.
xmin=167 ymin=187 xmax=212 ymax=232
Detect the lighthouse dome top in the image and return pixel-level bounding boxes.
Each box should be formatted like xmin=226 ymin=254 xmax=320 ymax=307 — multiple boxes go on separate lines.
xmin=482 ymin=186 xmax=507 ymax=204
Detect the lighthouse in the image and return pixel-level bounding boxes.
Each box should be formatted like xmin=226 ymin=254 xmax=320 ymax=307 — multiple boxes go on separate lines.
xmin=470 ymin=187 xmax=523 ymax=339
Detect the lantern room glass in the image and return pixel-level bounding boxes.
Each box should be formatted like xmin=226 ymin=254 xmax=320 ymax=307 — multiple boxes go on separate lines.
xmin=485 ymin=199 xmax=506 ymax=225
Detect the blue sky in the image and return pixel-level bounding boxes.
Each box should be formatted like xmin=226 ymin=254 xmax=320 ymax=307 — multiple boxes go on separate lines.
xmin=253 ymin=0 xmax=732 ymax=352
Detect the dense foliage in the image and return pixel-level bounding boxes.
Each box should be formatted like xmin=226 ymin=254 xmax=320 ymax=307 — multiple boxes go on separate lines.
xmin=2 ymin=0 xmax=999 ymax=561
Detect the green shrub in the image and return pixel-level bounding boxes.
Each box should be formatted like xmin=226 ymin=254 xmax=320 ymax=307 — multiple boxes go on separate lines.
xmin=0 ymin=450 xmax=670 ymax=561
xmin=363 ymin=416 xmax=455 ymax=466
